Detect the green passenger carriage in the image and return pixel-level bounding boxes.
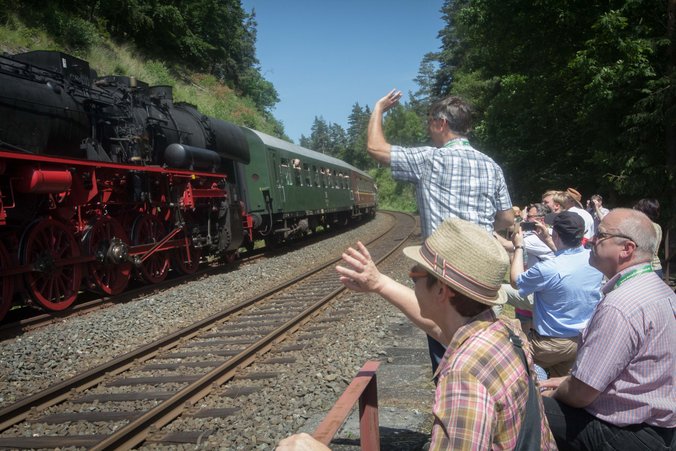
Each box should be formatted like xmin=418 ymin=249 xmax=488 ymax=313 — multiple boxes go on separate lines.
xmin=237 ymin=129 xmax=377 ymax=247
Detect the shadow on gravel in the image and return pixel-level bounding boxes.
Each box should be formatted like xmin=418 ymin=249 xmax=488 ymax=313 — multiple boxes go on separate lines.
xmin=330 ymin=427 xmax=430 ymax=450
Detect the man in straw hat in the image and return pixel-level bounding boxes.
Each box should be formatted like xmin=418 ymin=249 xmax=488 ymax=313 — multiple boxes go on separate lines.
xmin=333 ymin=218 xmax=555 ymax=449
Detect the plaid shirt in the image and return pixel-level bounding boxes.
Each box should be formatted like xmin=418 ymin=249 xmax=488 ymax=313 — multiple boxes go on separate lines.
xmin=431 ymin=310 xmax=557 ymax=450
xmin=391 ymin=138 xmax=512 ymax=238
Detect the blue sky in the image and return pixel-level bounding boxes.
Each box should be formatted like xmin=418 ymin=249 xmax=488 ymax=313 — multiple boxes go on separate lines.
xmin=240 ymin=1 xmax=445 ymax=143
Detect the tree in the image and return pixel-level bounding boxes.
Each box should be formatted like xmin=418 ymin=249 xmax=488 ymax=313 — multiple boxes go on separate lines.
xmin=344 ymin=103 xmax=372 ymax=169
xmin=8 ymin=0 xmax=279 ymax=116
xmin=433 ymin=0 xmax=671 ymax=213
xmin=328 ymin=123 xmax=347 ymax=159
xmin=383 ymin=104 xmax=427 ymax=148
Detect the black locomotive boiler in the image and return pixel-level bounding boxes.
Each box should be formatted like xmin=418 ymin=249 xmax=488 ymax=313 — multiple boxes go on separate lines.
xmin=0 ymin=50 xmax=376 ymax=321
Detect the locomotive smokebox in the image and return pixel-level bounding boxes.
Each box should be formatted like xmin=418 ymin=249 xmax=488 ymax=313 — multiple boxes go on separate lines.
xmin=164 ymin=143 xmax=221 ymax=172
xmin=168 ymin=104 xmax=251 ymax=165
xmin=208 ymin=117 xmax=250 ymax=165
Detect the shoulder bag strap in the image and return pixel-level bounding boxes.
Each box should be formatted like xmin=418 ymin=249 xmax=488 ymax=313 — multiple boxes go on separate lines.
xmin=506 ymin=326 xmax=542 ymax=451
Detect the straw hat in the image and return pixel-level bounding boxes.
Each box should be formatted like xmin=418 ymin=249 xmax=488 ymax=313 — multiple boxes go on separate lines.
xmin=403 ymin=218 xmax=509 ymax=306
xmin=566 ymin=188 xmax=584 ymax=208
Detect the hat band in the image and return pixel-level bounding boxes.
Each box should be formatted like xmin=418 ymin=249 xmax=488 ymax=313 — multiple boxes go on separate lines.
xmin=420 ymin=241 xmax=499 ymax=299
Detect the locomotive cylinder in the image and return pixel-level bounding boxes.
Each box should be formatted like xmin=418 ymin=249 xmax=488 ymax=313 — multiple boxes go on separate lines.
xmin=15 ymin=166 xmax=73 ymax=193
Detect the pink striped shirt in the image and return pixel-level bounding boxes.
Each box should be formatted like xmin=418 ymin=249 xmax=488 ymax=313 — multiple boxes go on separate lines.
xmin=572 ymin=264 xmax=676 ymax=427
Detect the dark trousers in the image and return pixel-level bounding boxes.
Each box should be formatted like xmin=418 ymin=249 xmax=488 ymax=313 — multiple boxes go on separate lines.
xmin=426 ymin=334 xmax=446 ymax=382
xmin=543 ymin=397 xmax=675 ymax=450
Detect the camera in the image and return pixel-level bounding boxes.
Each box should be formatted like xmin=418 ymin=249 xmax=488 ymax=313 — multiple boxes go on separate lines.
xmin=520 ymin=221 xmax=537 ymax=231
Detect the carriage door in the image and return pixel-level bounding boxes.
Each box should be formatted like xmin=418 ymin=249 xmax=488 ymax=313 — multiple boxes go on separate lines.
xmin=270 ymin=149 xmax=286 ymax=206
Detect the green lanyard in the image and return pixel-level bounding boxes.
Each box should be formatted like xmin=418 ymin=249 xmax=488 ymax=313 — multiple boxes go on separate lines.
xmin=443 ymin=138 xmax=469 ymax=148
xmin=614 ymin=264 xmax=653 ymax=289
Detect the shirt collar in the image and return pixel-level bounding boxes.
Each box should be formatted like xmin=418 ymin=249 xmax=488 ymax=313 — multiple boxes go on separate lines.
xmin=554 ymin=245 xmax=585 ymax=257
xmin=442 ymin=137 xmax=469 ymax=148
xmin=601 ymin=262 xmax=650 ymax=295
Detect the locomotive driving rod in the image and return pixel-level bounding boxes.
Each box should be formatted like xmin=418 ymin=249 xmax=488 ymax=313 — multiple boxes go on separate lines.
xmin=133 ymin=227 xmax=184 ymax=265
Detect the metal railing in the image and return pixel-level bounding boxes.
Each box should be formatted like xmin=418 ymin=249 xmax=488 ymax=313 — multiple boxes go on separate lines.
xmin=313 ymin=360 xmax=381 ymax=451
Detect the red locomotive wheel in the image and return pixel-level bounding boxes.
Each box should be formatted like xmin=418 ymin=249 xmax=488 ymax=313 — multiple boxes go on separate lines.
xmin=0 ymin=240 xmax=14 ymax=321
xmin=83 ymin=216 xmax=131 ymax=295
xmin=20 ymin=219 xmax=83 ymax=311
xmin=172 ymin=232 xmax=202 ymax=275
xmin=131 ymin=214 xmax=170 ymax=284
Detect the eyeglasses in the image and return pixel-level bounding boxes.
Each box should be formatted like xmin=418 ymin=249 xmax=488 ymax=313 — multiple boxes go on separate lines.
xmin=591 ymin=231 xmax=635 ymax=245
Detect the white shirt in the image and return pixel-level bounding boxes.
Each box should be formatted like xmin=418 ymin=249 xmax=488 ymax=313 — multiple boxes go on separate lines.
xmin=524 ymin=232 xmax=555 ymax=268
xmin=568 ymin=206 xmax=595 ymax=239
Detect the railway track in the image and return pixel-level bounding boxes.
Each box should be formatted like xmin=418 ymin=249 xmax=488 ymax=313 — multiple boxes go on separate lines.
xmin=0 ymin=211 xmax=415 ymax=449
xmin=0 ymin=219 xmax=366 ymax=338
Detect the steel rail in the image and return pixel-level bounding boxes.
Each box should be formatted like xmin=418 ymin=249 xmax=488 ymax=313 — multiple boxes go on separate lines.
xmin=93 ymin=212 xmax=413 ymax=450
xmin=0 ymin=212 xmax=411 ymax=442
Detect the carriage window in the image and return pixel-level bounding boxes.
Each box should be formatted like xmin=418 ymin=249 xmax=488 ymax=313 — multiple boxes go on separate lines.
xmin=280 ymin=159 xmax=292 ymax=185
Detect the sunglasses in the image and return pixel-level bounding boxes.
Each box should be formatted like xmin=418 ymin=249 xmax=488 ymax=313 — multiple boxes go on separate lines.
xmin=409 ymin=269 xmax=429 ymax=283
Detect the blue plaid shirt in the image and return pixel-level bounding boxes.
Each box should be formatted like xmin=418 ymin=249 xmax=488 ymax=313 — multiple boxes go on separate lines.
xmin=391 ymin=138 xmax=512 ymax=238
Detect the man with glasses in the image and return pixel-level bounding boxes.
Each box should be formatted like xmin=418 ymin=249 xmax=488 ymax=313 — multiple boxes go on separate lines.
xmin=366 ymin=89 xmax=514 ymax=378
xmin=540 ymin=208 xmax=675 ymax=450
xmin=521 ymin=203 xmax=556 ymax=268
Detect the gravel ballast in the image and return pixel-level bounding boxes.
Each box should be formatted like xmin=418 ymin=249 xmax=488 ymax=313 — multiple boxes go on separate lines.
xmin=0 ymin=213 xmax=436 ymax=450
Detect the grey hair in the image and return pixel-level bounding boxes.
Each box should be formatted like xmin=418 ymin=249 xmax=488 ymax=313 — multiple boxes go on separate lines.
xmin=528 ymin=203 xmax=547 ymax=216
xmin=612 ymin=208 xmax=657 ymax=260
xmin=428 ymin=96 xmax=473 ymax=136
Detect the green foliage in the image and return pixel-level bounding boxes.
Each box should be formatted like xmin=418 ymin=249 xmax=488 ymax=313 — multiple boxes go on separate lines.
xmin=0 ymin=16 xmax=283 ymax=140
xmin=433 ymin=0 xmax=672 ymax=221
xmin=144 ymin=60 xmax=174 ymax=86
xmin=344 ymin=103 xmax=372 ymax=169
xmin=383 ymin=105 xmax=427 ymax=147
xmin=369 ymin=167 xmax=417 ymax=213
xmin=2 ymin=0 xmax=278 ymax=116
xmin=8 ymin=1 xmax=100 ymax=51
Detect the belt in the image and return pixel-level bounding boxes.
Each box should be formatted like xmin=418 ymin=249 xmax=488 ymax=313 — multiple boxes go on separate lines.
xmin=647 ymin=424 xmax=674 ymax=444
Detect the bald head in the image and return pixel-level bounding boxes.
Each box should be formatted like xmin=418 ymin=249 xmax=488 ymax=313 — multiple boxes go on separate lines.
xmin=589 ymin=208 xmax=658 ymax=277
xmin=602 ymin=208 xmax=657 ymax=261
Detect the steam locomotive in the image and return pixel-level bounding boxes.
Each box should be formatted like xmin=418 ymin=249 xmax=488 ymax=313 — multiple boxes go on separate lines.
xmin=0 ymin=50 xmax=376 ymax=321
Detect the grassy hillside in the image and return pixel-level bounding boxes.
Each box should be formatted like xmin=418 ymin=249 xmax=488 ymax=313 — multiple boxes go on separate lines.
xmin=0 ymin=15 xmax=283 ymax=137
